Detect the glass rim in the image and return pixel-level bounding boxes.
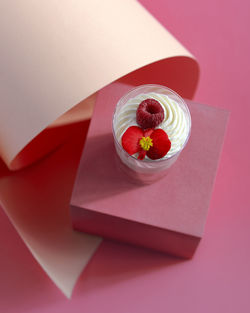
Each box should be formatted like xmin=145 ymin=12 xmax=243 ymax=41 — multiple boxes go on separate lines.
xmin=112 ymin=84 xmax=192 ymax=163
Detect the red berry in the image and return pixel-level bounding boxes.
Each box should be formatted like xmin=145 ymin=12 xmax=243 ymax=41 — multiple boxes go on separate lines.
xmin=146 ymin=129 xmax=171 ymax=160
xmin=136 ymin=98 xmax=164 ymax=129
xmin=121 ymin=126 xmax=143 ymax=155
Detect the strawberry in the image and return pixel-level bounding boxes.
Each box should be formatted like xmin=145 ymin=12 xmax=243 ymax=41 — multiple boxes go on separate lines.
xmin=136 ymin=98 xmax=164 ymax=129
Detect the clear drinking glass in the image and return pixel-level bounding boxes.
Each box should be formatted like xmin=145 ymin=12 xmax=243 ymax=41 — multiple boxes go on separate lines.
xmin=112 ymin=84 xmax=191 ymax=183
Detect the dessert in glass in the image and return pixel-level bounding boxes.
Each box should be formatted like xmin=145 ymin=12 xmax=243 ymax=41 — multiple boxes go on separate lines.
xmin=112 ymin=84 xmax=191 ymax=183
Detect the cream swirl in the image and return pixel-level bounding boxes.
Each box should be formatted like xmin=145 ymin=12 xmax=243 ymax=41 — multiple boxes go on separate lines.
xmin=114 ymin=92 xmax=190 ymax=159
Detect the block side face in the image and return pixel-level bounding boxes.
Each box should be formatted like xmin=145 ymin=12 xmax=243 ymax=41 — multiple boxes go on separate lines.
xmin=71 ymin=205 xmax=200 ymax=259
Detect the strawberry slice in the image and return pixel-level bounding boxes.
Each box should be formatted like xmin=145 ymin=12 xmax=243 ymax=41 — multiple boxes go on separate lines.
xmin=121 ymin=126 xmax=143 ymax=155
xmin=146 ymin=129 xmax=171 ymax=160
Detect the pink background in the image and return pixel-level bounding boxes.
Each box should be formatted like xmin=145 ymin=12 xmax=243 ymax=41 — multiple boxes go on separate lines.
xmin=1 ymin=0 xmax=250 ymax=312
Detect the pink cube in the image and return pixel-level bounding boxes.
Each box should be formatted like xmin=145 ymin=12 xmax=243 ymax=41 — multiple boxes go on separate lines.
xmin=70 ymin=82 xmax=229 ymax=258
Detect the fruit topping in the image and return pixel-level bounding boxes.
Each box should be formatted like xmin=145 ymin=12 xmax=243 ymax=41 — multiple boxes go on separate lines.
xmin=136 ymin=98 xmax=164 ymax=129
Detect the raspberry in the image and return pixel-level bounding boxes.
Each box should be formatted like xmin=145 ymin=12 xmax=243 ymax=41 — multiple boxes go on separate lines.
xmin=136 ymin=98 xmax=164 ymax=129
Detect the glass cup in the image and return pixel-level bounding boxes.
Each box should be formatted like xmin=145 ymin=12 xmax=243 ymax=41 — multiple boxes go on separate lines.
xmin=112 ymin=84 xmax=191 ymax=184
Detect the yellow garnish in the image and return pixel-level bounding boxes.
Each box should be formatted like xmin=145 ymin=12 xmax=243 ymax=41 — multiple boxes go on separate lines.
xmin=139 ymin=136 xmax=153 ymax=151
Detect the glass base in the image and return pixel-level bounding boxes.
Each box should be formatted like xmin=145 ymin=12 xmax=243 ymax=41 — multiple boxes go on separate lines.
xmin=114 ymin=152 xmax=175 ymax=185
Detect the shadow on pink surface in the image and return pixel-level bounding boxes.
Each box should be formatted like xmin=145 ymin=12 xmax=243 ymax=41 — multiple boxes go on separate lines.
xmin=0 ymin=158 xmax=10 ymax=179
xmin=0 ymin=202 xmax=184 ymax=312
xmin=0 ymin=117 xmax=185 ymax=311
xmin=0 ymin=206 xmax=63 ymax=312
xmin=73 ymin=133 xmax=139 ymax=204
xmin=75 ymin=240 xmax=184 ymax=295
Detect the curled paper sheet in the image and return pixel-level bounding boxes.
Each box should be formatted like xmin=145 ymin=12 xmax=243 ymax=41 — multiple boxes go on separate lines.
xmin=0 ymin=121 xmax=102 ymax=298
xmin=0 ymin=0 xmax=199 ymax=297
xmin=0 ymin=0 xmax=199 ymax=170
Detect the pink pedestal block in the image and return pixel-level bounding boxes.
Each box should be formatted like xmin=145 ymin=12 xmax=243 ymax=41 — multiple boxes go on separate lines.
xmin=70 ymin=82 xmax=229 ymax=258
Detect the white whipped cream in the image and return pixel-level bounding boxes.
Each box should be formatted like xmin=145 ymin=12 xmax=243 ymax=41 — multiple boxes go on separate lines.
xmin=114 ymin=92 xmax=190 ymax=159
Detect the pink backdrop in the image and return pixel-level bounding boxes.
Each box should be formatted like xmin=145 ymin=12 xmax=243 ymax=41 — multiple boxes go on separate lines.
xmin=1 ymin=0 xmax=250 ymax=312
